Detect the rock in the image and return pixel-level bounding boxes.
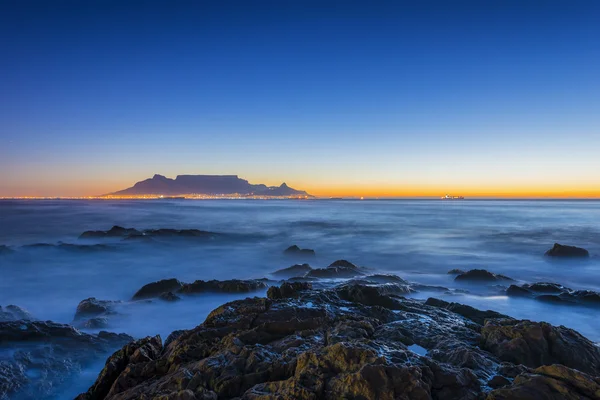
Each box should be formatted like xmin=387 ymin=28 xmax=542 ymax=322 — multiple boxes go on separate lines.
xmin=0 ymin=245 xmax=14 ymax=255
xmin=158 ymin=291 xmax=181 ymax=302
xmin=363 ymin=274 xmax=408 ymax=284
xmin=487 ymin=364 xmax=600 ymax=399
xmin=74 ymin=298 xmax=120 ymax=320
xmin=76 ymin=283 xmax=600 ymax=400
xmin=481 ymin=319 xmax=600 ymax=375
xmin=545 ymin=243 xmax=589 ymax=258
xmin=305 ymin=260 xmax=364 ymax=279
xmin=77 ymin=317 xmax=110 ymax=329
xmin=0 ymin=320 xmax=132 ymax=400
xmin=506 ymin=282 xmax=600 ymax=308
xmin=271 ymin=263 xmax=313 ymax=278
xmin=178 ymin=279 xmax=268 ymax=294
xmin=487 ymin=375 xmax=511 ymax=389
xmin=526 ymin=282 xmax=568 ymax=293
xmin=448 ymin=268 xmax=467 ymax=275
xmin=267 ymin=282 xmax=312 ymax=299
xmin=131 ymin=278 xmax=184 ymax=300
xmin=80 ymin=225 xmax=140 ymax=238
xmin=283 ymin=245 xmax=316 ymax=257
xmin=76 ymin=335 xmax=163 ymax=400
xmin=141 ymin=228 xmax=219 ymax=238
xmin=455 ymin=269 xmax=514 ymax=283
xmin=0 ymin=305 xmax=34 ymax=322
xmin=425 ymin=298 xmax=511 ymax=325
xmin=505 ymin=285 xmax=532 ymax=297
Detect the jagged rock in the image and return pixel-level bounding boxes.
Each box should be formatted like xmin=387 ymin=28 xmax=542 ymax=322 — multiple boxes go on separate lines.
xmin=455 ymin=269 xmax=514 ymax=283
xmin=362 ymin=274 xmax=408 ymax=284
xmin=306 ymin=260 xmax=364 ymax=279
xmin=448 ymin=268 xmax=467 ymax=275
xmin=159 ymin=291 xmax=181 ymax=302
xmin=77 ymin=317 xmax=110 ymax=329
xmin=80 ymin=225 xmax=140 ymax=238
xmin=178 ymin=279 xmax=268 ymax=294
xmin=487 ymin=364 xmax=600 ymax=399
xmin=0 ymin=320 xmax=132 ymax=400
xmin=0 ymin=305 xmax=34 ymax=322
xmin=132 ymin=278 xmax=184 ymax=300
xmin=76 ymin=335 xmax=162 ymax=400
xmin=506 ymin=282 xmax=600 ymax=307
xmin=481 ymin=319 xmax=600 ymax=375
xmin=283 ymin=245 xmax=316 ymax=257
xmin=267 ymin=282 xmax=312 ymax=299
xmin=75 ymin=284 xmax=600 ymax=400
xmin=271 ymin=263 xmax=313 ymax=278
xmin=74 ymin=298 xmax=120 ymax=320
xmin=545 ymin=243 xmax=589 ymax=258
xmin=425 ymin=298 xmax=511 ymax=325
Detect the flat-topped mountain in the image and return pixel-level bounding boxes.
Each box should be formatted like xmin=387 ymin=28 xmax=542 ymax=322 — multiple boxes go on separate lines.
xmin=108 ymin=174 xmax=310 ymax=197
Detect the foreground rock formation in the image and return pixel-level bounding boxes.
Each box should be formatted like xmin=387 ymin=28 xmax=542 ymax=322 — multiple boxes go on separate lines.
xmin=76 ymin=281 xmax=600 ymax=400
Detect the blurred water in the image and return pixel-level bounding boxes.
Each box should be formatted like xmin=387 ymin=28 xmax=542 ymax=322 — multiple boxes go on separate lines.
xmin=1 ymin=199 xmax=599 ymax=336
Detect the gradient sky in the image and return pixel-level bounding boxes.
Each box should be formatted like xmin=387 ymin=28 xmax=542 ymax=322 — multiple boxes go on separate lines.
xmin=1 ymin=0 xmax=599 ymax=197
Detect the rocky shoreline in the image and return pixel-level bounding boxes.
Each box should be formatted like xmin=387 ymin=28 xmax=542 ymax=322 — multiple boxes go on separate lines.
xmin=1 ymin=238 xmax=598 ymax=399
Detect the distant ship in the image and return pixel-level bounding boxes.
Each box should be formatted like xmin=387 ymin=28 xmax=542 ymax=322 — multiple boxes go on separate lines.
xmin=441 ymin=194 xmax=465 ymax=200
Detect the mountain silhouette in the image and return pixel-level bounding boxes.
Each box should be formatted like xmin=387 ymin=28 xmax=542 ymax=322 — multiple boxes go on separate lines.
xmin=108 ymin=175 xmax=310 ymax=197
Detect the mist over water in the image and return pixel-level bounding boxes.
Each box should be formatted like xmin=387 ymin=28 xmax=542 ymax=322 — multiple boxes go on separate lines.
xmin=1 ymin=199 xmax=600 ymax=397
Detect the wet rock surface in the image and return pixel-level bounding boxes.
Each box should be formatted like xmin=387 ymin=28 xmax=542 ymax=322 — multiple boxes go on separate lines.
xmin=305 ymin=259 xmax=366 ymax=279
xmin=0 ymin=320 xmax=132 ymax=400
xmin=130 ymin=278 xmax=268 ymax=300
xmin=76 ymin=282 xmax=600 ymax=400
xmin=80 ymin=226 xmax=141 ymax=238
xmin=132 ymin=278 xmax=184 ymax=300
xmin=455 ymin=269 xmax=514 ymax=283
xmin=545 ymin=243 xmax=590 ymax=258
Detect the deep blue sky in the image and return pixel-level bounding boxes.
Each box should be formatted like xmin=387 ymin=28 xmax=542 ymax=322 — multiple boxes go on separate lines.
xmin=1 ymin=0 xmax=599 ymax=196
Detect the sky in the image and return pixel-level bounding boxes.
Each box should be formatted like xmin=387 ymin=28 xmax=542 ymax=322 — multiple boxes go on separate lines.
xmin=1 ymin=0 xmax=599 ymax=197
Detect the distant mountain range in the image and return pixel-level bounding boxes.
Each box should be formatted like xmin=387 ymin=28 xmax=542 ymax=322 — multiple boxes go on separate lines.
xmin=107 ymin=175 xmax=311 ymax=197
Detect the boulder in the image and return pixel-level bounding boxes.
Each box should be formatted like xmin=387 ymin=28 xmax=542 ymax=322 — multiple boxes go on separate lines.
xmin=305 ymin=260 xmax=364 ymax=279
xmin=283 ymin=245 xmax=316 ymax=257
xmin=267 ymin=282 xmax=312 ymax=299
xmin=80 ymin=225 xmax=140 ymax=238
xmin=0 ymin=305 xmax=34 ymax=322
xmin=425 ymin=298 xmax=511 ymax=325
xmin=271 ymin=263 xmax=313 ymax=278
xmin=481 ymin=319 xmax=600 ymax=375
xmin=545 ymin=243 xmax=589 ymax=258
xmin=447 ymin=268 xmax=467 ymax=275
xmin=74 ymin=298 xmax=120 ymax=320
xmin=455 ymin=269 xmax=514 ymax=283
xmin=158 ymin=291 xmax=181 ymax=302
xmin=487 ymin=364 xmax=600 ymax=399
xmin=132 ymin=278 xmax=184 ymax=300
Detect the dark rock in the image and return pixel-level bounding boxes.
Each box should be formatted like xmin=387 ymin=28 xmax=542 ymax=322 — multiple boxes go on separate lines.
xmin=305 ymin=260 xmax=364 ymax=279
xmin=75 ymin=284 xmax=600 ymax=400
xmin=363 ymin=274 xmax=408 ymax=284
xmin=158 ymin=291 xmax=181 ymax=302
xmin=573 ymin=290 xmax=600 ymax=305
xmin=455 ymin=269 xmax=514 ymax=283
xmin=271 ymin=263 xmax=313 ymax=278
xmin=481 ymin=319 xmax=600 ymax=375
xmin=448 ymin=268 xmax=467 ymax=275
xmin=178 ymin=279 xmax=268 ymax=295
xmin=526 ymin=282 xmax=568 ymax=293
xmin=141 ymin=228 xmax=219 ymax=238
xmin=80 ymin=225 xmax=140 ymax=238
xmin=487 ymin=364 xmax=600 ymax=399
xmin=505 ymin=285 xmax=532 ymax=297
xmin=132 ymin=278 xmax=184 ymax=300
xmin=267 ymin=282 xmax=312 ymax=299
xmin=425 ymin=298 xmax=511 ymax=325
xmin=74 ymin=298 xmax=120 ymax=320
xmin=487 ymin=375 xmax=511 ymax=389
xmin=283 ymin=245 xmax=316 ymax=257
xmin=0 ymin=245 xmax=14 ymax=255
xmin=328 ymin=259 xmax=359 ymax=269
xmin=0 ymin=320 xmax=132 ymax=400
xmin=0 ymin=305 xmax=34 ymax=322
xmin=76 ymin=335 xmax=162 ymax=400
xmin=78 ymin=317 xmax=110 ymax=329
xmin=545 ymin=243 xmax=589 ymax=258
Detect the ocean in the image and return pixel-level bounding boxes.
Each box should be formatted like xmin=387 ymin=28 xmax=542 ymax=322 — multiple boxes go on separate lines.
xmin=1 ymin=199 xmax=599 ymax=397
